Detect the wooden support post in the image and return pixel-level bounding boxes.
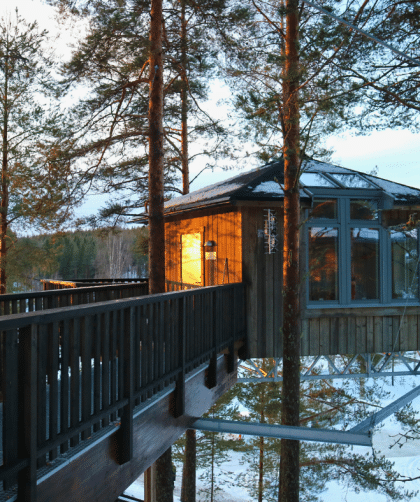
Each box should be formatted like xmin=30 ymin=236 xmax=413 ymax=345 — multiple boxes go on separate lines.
xmin=173 ymin=297 xmax=185 ymax=418
xmin=17 ymin=324 xmax=38 ymax=501
xmin=118 ymin=308 xmax=134 ymax=464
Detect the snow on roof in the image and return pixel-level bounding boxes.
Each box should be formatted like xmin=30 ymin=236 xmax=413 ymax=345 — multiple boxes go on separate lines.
xmin=164 ymin=157 xmax=420 ymax=214
xmin=364 ymin=175 xmax=420 ymax=201
xmin=252 ymin=181 xmax=284 ymax=195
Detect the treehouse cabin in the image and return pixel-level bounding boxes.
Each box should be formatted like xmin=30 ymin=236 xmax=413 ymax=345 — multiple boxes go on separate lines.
xmin=164 ymin=157 xmax=420 ymax=358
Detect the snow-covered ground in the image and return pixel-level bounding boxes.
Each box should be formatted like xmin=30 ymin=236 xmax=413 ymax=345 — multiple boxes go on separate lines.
xmin=124 ymin=364 xmax=420 ymax=501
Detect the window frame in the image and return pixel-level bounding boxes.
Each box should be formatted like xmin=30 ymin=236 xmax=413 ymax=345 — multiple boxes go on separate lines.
xmin=305 ymin=190 xmax=420 ymax=307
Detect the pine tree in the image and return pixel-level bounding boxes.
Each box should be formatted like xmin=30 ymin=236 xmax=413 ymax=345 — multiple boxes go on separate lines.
xmin=0 ymin=10 xmax=72 ymax=292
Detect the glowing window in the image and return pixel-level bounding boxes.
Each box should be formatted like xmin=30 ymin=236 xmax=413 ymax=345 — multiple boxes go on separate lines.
xmin=181 ymin=233 xmax=202 ymax=286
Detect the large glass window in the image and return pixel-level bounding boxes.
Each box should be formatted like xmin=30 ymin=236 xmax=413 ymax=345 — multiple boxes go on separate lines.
xmin=391 ymin=229 xmax=419 ymax=299
xmin=308 ymin=227 xmax=338 ymax=301
xmin=308 ymin=197 xmax=420 ymax=305
xmin=350 ymin=200 xmax=378 ymax=220
xmin=350 ymin=228 xmax=379 ymax=300
xmin=311 ymin=199 xmax=337 ymax=219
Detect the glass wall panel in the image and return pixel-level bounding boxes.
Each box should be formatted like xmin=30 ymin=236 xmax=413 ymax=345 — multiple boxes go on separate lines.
xmin=391 ymin=229 xmax=418 ymax=299
xmin=351 ymin=228 xmax=379 ymax=300
xmin=350 ymin=200 xmax=378 ymax=220
xmin=309 ymin=227 xmax=338 ymax=301
xmin=311 ymin=199 xmax=337 ymax=219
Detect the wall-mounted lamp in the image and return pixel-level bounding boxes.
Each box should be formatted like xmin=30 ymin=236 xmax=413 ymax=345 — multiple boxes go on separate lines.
xmin=205 ymin=241 xmax=216 ymax=261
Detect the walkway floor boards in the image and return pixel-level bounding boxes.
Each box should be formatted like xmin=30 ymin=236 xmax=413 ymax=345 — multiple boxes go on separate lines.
xmin=3 ymin=354 xmax=236 ymax=502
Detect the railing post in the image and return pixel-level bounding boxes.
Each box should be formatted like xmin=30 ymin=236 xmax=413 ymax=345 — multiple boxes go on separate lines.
xmin=226 ymin=286 xmax=236 ymax=374
xmin=17 ymin=324 xmax=37 ymax=501
xmin=173 ymin=296 xmax=185 ymax=418
xmin=3 ymin=329 xmax=19 ymax=489
xmin=206 ymin=289 xmax=217 ymax=389
xmin=117 ymin=307 xmax=134 ymax=464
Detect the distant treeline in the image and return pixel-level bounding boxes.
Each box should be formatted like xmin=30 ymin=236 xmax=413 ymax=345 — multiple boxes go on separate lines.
xmin=7 ymin=227 xmax=148 ymax=293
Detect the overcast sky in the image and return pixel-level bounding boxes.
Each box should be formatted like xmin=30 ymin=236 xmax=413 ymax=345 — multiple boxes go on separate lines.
xmin=2 ymin=0 xmax=420 ymax=211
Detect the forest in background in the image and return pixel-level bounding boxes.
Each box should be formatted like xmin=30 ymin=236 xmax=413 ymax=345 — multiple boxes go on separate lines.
xmin=6 ymin=226 xmax=148 ymax=293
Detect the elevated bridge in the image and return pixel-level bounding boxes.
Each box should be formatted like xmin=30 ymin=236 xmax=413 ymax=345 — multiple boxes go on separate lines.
xmin=0 ymin=282 xmax=245 ymax=502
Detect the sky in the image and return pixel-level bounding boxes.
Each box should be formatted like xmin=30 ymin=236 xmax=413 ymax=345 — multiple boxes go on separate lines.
xmin=2 ymin=0 xmax=420 ymax=219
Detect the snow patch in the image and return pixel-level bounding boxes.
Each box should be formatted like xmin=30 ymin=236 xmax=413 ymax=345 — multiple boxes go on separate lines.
xmin=252 ymin=181 xmax=284 ymax=194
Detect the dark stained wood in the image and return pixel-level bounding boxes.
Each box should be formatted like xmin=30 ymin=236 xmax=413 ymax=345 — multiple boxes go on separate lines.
xmin=37 ymin=324 xmax=48 ymax=468
xmin=48 ymin=322 xmax=59 ymax=461
xmin=60 ymin=320 xmax=70 ymax=453
xmin=3 ymin=329 xmax=19 ymax=489
xmin=17 ymin=325 xmax=37 ymax=502
xmin=35 ymin=353 xmax=237 ymax=502
xmin=70 ymin=318 xmax=81 ymax=447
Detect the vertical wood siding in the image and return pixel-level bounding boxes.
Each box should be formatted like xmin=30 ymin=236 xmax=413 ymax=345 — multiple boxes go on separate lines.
xmin=165 ymin=208 xmax=242 ymax=288
xmin=241 ymin=206 xmax=284 ymax=358
xmin=301 ymin=307 xmax=420 ymax=356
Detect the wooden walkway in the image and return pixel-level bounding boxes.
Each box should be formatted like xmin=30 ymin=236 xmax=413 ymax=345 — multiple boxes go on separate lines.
xmin=0 ymin=283 xmax=245 ymax=501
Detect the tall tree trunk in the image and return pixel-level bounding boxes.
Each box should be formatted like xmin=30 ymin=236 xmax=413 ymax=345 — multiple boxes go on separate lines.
xmin=180 ymin=0 xmax=189 ymax=195
xmin=259 ymin=435 xmax=264 ymax=502
xmin=180 ymin=429 xmax=196 ymax=502
xmin=279 ymin=0 xmax=300 ymax=501
xmin=148 ymin=0 xmax=165 ymax=296
xmin=180 ymin=3 xmax=194 ymax=496
xmin=1 ymin=52 xmax=9 ymax=294
xmin=147 ymin=1 xmax=173 ymax=501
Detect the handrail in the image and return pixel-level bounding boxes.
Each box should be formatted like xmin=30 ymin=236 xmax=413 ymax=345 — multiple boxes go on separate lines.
xmin=0 ymin=282 xmax=246 ymax=499
xmin=40 ymin=278 xmax=148 ymax=290
xmin=0 ymin=281 xmax=149 ymax=316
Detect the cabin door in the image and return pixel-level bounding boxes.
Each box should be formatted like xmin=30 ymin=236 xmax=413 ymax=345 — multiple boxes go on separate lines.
xmin=181 ymin=233 xmax=202 ymax=287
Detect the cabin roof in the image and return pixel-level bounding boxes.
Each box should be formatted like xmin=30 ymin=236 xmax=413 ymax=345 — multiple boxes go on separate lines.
xmin=164 ymin=157 xmax=420 ymax=215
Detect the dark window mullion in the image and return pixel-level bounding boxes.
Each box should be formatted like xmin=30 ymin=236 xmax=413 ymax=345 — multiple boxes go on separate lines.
xmin=340 ymin=199 xmax=349 ymax=305
xmin=381 ymin=226 xmax=391 ymax=303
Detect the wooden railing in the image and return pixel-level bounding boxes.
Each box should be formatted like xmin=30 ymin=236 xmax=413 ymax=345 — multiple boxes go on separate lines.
xmin=165 ymin=280 xmax=202 ymax=291
xmin=0 ymin=282 xmax=149 ymax=316
xmin=0 ymin=283 xmax=246 ymax=500
xmin=41 ymin=278 xmax=148 ymax=290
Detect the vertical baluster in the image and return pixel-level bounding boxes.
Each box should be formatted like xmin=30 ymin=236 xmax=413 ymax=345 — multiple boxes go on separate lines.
xmin=48 ymin=322 xmax=59 ymax=460
xmin=17 ymin=324 xmax=37 ymax=501
xmin=134 ymin=305 xmax=141 ymax=406
xmin=70 ymin=318 xmax=80 ymax=447
xmin=35 ymin=297 xmax=42 ymax=312
xmin=117 ymin=307 xmax=134 ymax=464
xmin=173 ymin=297 xmax=185 ymax=418
xmin=117 ymin=310 xmax=124 ymax=412
xmin=158 ymin=301 xmax=164 ymax=388
xmin=81 ymin=316 xmax=92 ymax=440
xmin=60 ymin=319 xmax=70 ymax=453
xmin=12 ymin=300 xmax=18 ymax=315
xmin=150 ymin=302 xmax=157 ymax=392
xmin=19 ymin=299 xmax=26 ymax=314
xmin=4 ymin=300 xmax=10 ymax=315
xmin=37 ymin=324 xmax=48 ymax=468
xmin=3 ymin=328 xmax=19 ymax=489
xmin=102 ymin=311 xmax=110 ymax=426
xmin=93 ymin=313 xmax=101 ymax=432
xmin=140 ymin=304 xmax=149 ymax=401
xmin=110 ymin=310 xmax=117 ymax=421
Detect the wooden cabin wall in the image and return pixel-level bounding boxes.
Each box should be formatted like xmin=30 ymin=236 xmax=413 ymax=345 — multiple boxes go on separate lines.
xmin=301 ymin=306 xmax=420 ymax=356
xmin=165 ymin=207 xmax=242 ymax=288
xmin=241 ymin=205 xmax=284 ymax=358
